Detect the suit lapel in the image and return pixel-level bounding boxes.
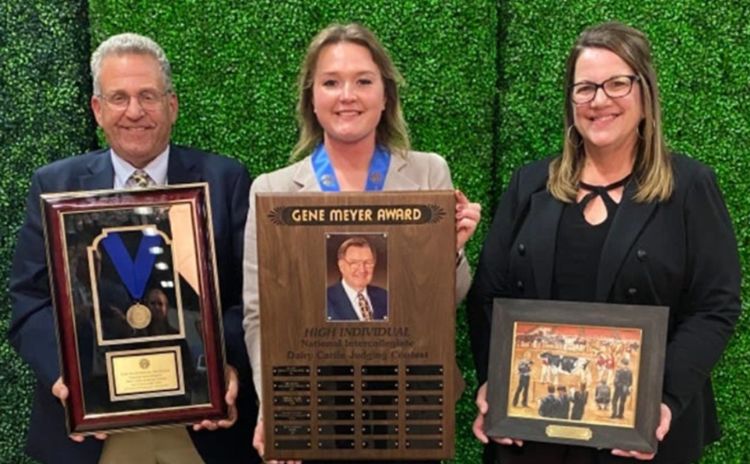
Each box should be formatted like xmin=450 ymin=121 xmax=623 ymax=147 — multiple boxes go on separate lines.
xmin=79 ymin=149 xmax=115 ymax=190
xmin=528 ymin=191 xmax=563 ymax=299
xmin=383 ymin=154 xmax=420 ymax=190
xmin=595 ymin=182 xmax=657 ymax=300
xmin=292 ymin=157 xmax=322 ymax=191
xmin=167 ymin=145 xmax=202 ymax=184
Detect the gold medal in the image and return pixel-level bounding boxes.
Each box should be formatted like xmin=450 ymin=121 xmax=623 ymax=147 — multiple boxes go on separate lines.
xmin=126 ymin=303 xmax=152 ymax=329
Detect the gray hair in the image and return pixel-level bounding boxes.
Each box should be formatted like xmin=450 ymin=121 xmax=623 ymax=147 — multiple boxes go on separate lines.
xmin=91 ymin=33 xmax=173 ymax=95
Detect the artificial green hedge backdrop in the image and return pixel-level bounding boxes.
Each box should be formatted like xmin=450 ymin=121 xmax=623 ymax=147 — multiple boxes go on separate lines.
xmin=1 ymin=1 xmax=747 ymax=462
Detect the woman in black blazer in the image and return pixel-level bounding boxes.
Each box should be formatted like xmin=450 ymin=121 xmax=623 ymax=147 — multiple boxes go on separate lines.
xmin=467 ymin=22 xmax=741 ymax=464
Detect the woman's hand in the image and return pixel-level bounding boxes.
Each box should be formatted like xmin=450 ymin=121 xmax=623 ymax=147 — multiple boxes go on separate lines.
xmin=611 ymin=403 xmax=671 ymax=460
xmin=253 ymin=418 xmax=302 ymax=464
xmin=193 ymin=365 xmax=239 ymax=431
xmin=455 ymin=190 xmax=481 ymax=252
xmin=472 ymin=382 xmax=523 ymax=447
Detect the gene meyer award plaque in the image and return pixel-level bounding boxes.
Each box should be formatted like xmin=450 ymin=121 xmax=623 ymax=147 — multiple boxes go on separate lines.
xmin=257 ymin=191 xmax=457 ymax=460
xmin=42 ymin=184 xmax=228 ymax=434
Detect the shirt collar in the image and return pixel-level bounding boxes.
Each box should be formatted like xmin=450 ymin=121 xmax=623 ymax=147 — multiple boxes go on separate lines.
xmin=111 ymin=146 xmax=170 ymax=189
xmin=340 ymin=279 xmax=370 ymax=320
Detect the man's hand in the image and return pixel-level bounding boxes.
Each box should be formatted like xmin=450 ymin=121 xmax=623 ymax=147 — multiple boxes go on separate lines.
xmin=52 ymin=377 xmax=107 ymax=442
xmin=193 ymin=365 xmax=239 ymax=431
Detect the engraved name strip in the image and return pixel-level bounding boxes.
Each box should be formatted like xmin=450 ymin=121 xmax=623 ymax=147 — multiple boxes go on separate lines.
xmin=361 ymin=380 xmax=398 ymax=391
xmin=274 ymin=439 xmax=311 ymax=450
xmin=317 ymin=381 xmax=354 ymax=391
xmin=274 ymin=425 xmax=312 ymax=436
xmin=405 ymin=365 xmax=443 ymax=376
xmin=317 ymin=395 xmax=355 ymax=406
xmin=273 ymin=381 xmax=310 ymax=392
xmin=318 ymin=410 xmax=355 ymax=421
xmin=317 ymin=440 xmax=355 ymax=449
xmin=362 ymin=425 xmax=399 ymax=435
xmin=361 ymin=410 xmax=398 ymax=421
xmin=273 ymin=395 xmax=310 ymax=406
xmin=405 ymin=439 xmax=443 ymax=449
xmin=361 ymin=395 xmax=398 ymax=405
xmin=362 ymin=439 xmax=399 ymax=450
xmin=273 ymin=366 xmax=311 ymax=377
xmin=405 ymin=380 xmax=443 ymax=391
xmin=318 ymin=425 xmax=355 ymax=435
xmin=405 ymin=410 xmax=443 ymax=421
xmin=361 ymin=365 xmax=399 ymax=376
xmin=317 ymin=365 xmax=354 ymax=376
xmin=274 ymin=411 xmax=311 ymax=421
xmin=406 ymin=424 xmax=443 ymax=435
xmin=405 ymin=395 xmax=442 ymax=406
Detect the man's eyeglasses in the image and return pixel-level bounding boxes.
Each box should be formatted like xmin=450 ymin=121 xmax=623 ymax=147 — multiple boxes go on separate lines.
xmin=97 ymin=90 xmax=170 ymax=111
xmin=570 ymin=75 xmax=640 ymax=105
xmin=342 ymin=259 xmax=375 ymax=270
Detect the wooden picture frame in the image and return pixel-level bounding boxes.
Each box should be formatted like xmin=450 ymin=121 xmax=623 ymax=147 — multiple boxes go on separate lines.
xmin=41 ymin=183 xmax=227 ymax=434
xmin=485 ymin=298 xmax=668 ymax=453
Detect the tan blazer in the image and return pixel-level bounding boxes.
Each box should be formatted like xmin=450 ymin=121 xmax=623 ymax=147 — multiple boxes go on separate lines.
xmin=242 ymin=151 xmax=471 ymax=405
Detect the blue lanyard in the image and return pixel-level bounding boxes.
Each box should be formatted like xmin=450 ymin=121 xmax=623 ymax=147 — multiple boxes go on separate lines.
xmin=311 ymin=144 xmax=391 ymax=191
xmin=101 ymin=232 xmax=162 ymax=301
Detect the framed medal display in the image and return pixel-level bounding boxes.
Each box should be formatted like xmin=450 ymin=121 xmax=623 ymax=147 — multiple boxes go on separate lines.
xmin=41 ymin=184 xmax=228 ymax=434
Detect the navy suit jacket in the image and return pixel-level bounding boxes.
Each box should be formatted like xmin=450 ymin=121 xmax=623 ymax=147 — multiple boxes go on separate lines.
xmin=8 ymin=145 xmax=260 ymax=464
xmin=326 ymin=282 xmax=388 ymax=321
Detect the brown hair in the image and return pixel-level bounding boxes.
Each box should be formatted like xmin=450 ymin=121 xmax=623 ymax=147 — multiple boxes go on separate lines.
xmin=291 ymin=23 xmax=410 ymax=161
xmin=548 ymin=21 xmax=672 ymax=203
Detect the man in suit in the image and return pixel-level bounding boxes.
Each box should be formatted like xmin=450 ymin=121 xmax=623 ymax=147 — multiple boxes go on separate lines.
xmin=326 ymin=236 xmax=388 ymax=321
xmin=8 ymin=33 xmax=259 ymax=464
xmin=611 ymin=358 xmax=633 ymax=419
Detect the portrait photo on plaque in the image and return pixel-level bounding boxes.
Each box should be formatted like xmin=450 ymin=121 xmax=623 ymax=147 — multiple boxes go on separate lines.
xmin=41 ymin=184 xmax=227 ymax=434
xmin=485 ymin=299 xmax=668 ymax=453
xmin=325 ymin=233 xmax=389 ymax=322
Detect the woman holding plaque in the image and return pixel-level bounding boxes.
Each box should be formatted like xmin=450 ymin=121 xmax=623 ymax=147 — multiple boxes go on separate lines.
xmin=467 ymin=22 xmax=740 ymax=464
xmin=242 ymin=23 xmax=481 ymax=462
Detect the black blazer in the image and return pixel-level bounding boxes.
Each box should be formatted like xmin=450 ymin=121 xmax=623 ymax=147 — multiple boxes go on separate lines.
xmin=467 ymin=154 xmax=741 ymax=463
xmin=8 ymin=145 xmax=260 ymax=464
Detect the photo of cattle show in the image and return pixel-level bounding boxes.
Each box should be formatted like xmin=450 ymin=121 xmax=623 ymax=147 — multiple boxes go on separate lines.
xmin=506 ymin=322 xmax=642 ymax=428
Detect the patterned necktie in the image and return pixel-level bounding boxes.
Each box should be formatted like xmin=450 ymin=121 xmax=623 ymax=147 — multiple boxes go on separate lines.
xmin=356 ymin=292 xmax=373 ymax=321
xmin=128 ymin=169 xmax=154 ymax=188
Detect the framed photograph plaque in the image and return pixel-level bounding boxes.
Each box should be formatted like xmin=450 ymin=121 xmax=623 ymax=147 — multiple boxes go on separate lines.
xmin=485 ymin=298 xmax=668 ymax=453
xmin=256 ymin=191 xmax=457 ymax=461
xmin=41 ymin=184 xmax=228 ymax=434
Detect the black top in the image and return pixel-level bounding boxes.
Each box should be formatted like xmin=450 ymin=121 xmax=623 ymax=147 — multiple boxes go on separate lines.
xmin=551 ymin=174 xmax=629 ymax=301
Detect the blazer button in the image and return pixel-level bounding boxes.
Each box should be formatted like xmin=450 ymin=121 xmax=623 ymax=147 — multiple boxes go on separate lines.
xmin=636 ymin=249 xmax=647 ymax=261
xmin=627 ymin=287 xmax=637 ymax=296
xmin=517 ymin=244 xmax=526 ymax=256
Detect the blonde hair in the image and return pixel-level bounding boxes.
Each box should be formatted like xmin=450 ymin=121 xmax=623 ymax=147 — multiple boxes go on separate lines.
xmin=549 ymin=22 xmax=672 ymax=203
xmin=291 ymin=23 xmax=410 ymax=161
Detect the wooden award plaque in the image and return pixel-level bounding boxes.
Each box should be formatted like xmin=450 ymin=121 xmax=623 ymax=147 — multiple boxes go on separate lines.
xmin=256 ymin=191 xmax=456 ymax=460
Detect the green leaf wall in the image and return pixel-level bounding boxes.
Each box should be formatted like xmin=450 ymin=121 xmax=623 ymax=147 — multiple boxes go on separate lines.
xmin=1 ymin=1 xmax=746 ymax=462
